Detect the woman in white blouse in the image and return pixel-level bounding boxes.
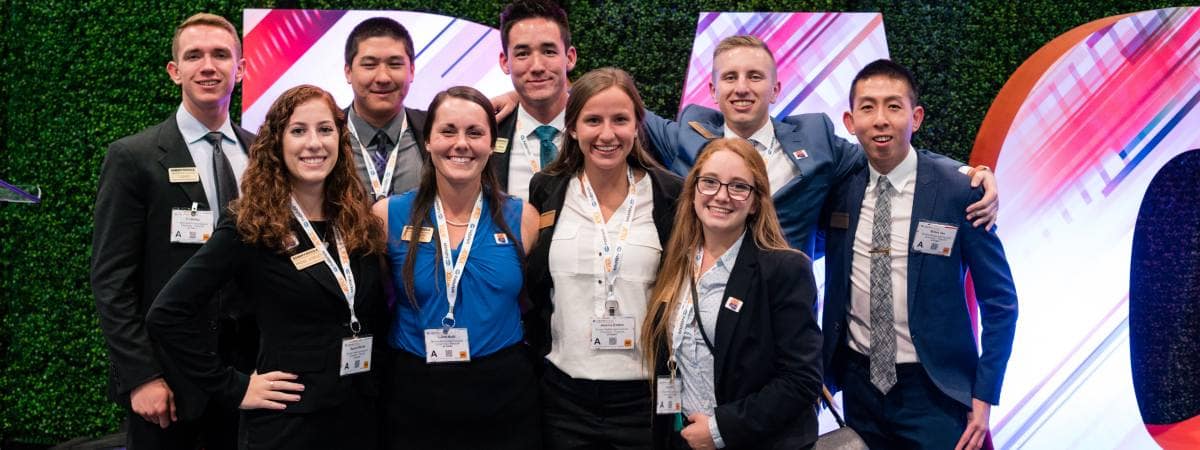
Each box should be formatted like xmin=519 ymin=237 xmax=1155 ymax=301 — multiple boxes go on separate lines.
xmin=525 ymin=67 xmax=683 ymax=448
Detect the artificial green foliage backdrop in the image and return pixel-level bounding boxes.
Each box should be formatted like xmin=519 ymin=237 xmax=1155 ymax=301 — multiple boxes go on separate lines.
xmin=0 ymin=0 xmax=1177 ymax=445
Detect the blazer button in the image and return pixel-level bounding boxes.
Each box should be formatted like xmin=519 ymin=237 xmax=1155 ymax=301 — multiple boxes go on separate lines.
xmin=208 ymin=320 xmax=218 ymax=332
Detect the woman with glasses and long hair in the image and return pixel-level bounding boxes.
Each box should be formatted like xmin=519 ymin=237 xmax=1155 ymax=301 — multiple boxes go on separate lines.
xmin=149 ymin=85 xmax=387 ymax=449
xmin=371 ymin=86 xmax=541 ymax=450
xmin=525 ymin=67 xmax=683 ymax=448
xmin=641 ymin=138 xmax=823 ymax=450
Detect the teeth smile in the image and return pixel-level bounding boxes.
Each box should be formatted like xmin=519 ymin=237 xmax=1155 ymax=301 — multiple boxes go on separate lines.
xmin=300 ymin=156 xmax=326 ymax=164
xmin=593 ymin=145 xmax=619 ymax=152
xmin=873 ymin=136 xmax=892 ymax=143
xmin=707 ymin=206 xmax=733 ymax=214
xmin=449 ymin=156 xmax=472 ymax=163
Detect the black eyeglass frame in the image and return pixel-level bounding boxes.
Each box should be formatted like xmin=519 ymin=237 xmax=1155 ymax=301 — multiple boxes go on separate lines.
xmin=695 ymin=176 xmax=755 ymax=201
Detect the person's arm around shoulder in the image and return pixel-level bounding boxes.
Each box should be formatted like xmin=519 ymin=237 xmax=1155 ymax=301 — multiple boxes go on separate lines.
xmin=520 ymin=201 xmax=540 ymax=255
xmin=712 ymin=249 xmax=823 ymax=447
xmin=921 ymin=151 xmax=1000 ymax=228
xmin=372 ymin=197 xmax=391 ymax=231
xmin=642 ymin=107 xmax=686 ymax=168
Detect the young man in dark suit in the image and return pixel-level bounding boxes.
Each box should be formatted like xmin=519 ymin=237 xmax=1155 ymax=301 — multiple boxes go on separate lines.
xmin=821 ymin=59 xmax=1019 ymax=450
xmin=493 ymin=0 xmax=576 ymax=200
xmin=342 ymin=17 xmax=427 ymax=202
xmin=91 ymin=13 xmax=255 ymax=450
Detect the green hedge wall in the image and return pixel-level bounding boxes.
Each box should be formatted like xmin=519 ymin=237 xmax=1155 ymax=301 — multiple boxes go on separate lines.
xmin=0 ymin=0 xmax=1178 ymax=445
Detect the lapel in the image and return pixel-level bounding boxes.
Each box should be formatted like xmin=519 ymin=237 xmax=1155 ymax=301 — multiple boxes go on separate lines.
xmin=405 ymin=107 xmax=428 ymax=154
xmin=233 ymin=125 xmax=255 ymax=156
xmin=842 ymin=167 xmax=870 ymax=294
xmin=713 ymin=235 xmax=758 ymax=378
xmin=156 ymin=115 xmax=208 ymax=207
xmin=906 ymin=151 xmax=937 ymax=309
xmin=292 ymin=221 xmax=350 ymax=302
xmin=494 ymin=111 xmax=518 ymax=190
xmin=771 ymin=118 xmax=816 ymax=200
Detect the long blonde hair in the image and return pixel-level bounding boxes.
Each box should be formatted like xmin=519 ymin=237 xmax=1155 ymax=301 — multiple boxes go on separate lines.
xmin=640 ymin=138 xmax=793 ymax=373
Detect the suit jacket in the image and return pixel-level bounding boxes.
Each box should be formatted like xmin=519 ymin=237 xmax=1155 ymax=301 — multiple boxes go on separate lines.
xmin=642 ymin=104 xmax=864 ymax=256
xmin=820 ymin=150 xmax=1018 ymax=406
xmin=493 ymin=110 xmax=519 ymax=192
xmin=91 ymin=114 xmax=255 ymax=419
xmin=347 ymin=107 xmax=428 ymax=199
xmin=650 ymin=237 xmax=823 ymax=450
xmin=524 ymin=167 xmax=683 ymax=357
xmin=147 ymin=217 xmax=385 ymax=413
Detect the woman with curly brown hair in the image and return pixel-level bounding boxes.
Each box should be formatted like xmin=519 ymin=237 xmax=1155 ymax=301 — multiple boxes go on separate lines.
xmin=149 ymin=84 xmax=387 ymax=450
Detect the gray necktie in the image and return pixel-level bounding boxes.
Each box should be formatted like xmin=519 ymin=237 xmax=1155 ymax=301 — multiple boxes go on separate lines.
xmin=869 ymin=175 xmax=898 ymax=394
xmin=204 ymin=132 xmax=239 ymax=219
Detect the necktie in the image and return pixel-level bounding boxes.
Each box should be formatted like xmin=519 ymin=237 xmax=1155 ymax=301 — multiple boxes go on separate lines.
xmin=204 ymin=132 xmax=239 ymax=219
xmin=371 ymin=130 xmax=390 ymax=176
xmin=533 ymin=125 xmax=558 ymax=170
xmin=869 ymin=175 xmax=898 ymax=394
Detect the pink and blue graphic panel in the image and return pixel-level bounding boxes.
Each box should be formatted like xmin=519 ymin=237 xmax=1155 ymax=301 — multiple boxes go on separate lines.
xmin=680 ymin=12 xmax=888 ymax=141
xmin=971 ymin=7 xmax=1200 ymax=449
xmin=241 ymin=9 xmax=511 ymax=132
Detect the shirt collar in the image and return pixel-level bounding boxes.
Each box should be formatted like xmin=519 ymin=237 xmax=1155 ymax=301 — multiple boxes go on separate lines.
xmin=867 ymin=146 xmax=918 ymax=189
xmin=516 ymin=104 xmax=566 ymax=138
xmin=723 ymin=119 xmax=776 ymax=150
xmin=348 ymin=106 xmax=407 ymax=144
xmin=176 ymin=104 xmax=235 ymax=146
xmin=712 ymin=231 xmax=747 ymax=273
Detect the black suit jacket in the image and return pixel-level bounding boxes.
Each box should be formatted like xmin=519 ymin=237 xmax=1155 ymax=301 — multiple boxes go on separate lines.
xmin=493 ymin=111 xmax=519 ymax=192
xmin=651 ymin=238 xmax=824 ymax=450
xmin=91 ymin=114 xmax=254 ymax=419
xmin=147 ymin=217 xmax=385 ymax=413
xmin=524 ymin=167 xmax=683 ymax=357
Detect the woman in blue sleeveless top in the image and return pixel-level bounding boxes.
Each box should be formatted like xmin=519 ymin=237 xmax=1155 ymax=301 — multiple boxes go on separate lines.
xmin=370 ymin=86 xmax=540 ymax=450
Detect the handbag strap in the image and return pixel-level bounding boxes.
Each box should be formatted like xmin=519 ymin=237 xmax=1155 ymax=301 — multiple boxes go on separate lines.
xmin=820 ymin=385 xmax=847 ymax=428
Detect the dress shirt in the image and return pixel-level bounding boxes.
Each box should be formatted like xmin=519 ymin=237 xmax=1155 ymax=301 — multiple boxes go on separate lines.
xmin=848 ymin=147 xmax=919 ymax=363
xmin=347 ymin=106 xmax=422 ymax=195
xmin=175 ymin=104 xmax=247 ymax=224
xmin=546 ymin=173 xmax=659 ymax=380
xmin=507 ymin=106 xmax=565 ymax=200
xmin=723 ymin=120 xmax=797 ymax=195
xmin=673 ymin=233 xmax=745 ymax=448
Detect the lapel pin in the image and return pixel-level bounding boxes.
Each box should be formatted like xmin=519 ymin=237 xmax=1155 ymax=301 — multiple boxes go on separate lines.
xmin=724 ymin=297 xmax=743 ymax=313
xmin=792 ymin=149 xmax=809 ymax=160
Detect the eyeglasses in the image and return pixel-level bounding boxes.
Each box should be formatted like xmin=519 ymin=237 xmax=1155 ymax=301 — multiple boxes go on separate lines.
xmin=695 ymin=176 xmax=755 ymax=201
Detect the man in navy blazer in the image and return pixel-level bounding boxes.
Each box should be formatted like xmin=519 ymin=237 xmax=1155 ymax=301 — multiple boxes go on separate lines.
xmin=642 ymin=36 xmax=998 ymax=256
xmin=821 ymin=59 xmax=1017 ymax=450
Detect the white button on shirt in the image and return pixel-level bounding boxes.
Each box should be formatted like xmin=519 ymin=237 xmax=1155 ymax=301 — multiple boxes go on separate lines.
xmin=507 ymin=106 xmax=565 ymax=201
xmin=175 ymin=105 xmax=248 ymax=224
xmin=847 ymin=148 xmax=920 ymax=364
xmin=546 ymin=174 xmax=660 ymax=380
xmin=723 ymin=120 xmax=798 ymax=195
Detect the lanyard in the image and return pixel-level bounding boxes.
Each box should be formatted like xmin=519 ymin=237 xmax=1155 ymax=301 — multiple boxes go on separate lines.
xmin=346 ymin=115 xmax=406 ymax=200
xmin=580 ymin=167 xmax=637 ymax=316
xmin=289 ymin=197 xmax=360 ymax=334
xmin=432 ymin=192 xmax=484 ymax=330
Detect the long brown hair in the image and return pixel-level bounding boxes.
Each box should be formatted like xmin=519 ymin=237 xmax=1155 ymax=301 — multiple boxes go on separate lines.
xmin=399 ymin=86 xmax=523 ymax=305
xmin=541 ymin=67 xmax=663 ymax=176
xmin=639 ymin=138 xmax=794 ymax=373
xmin=233 ymin=84 xmax=383 ymax=254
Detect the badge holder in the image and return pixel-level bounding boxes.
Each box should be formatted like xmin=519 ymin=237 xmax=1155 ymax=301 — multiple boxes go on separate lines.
xmin=170 ymin=202 xmax=214 ymax=244
xmin=425 ymin=317 xmax=471 ymax=364
xmin=591 ymin=298 xmax=636 ymax=350
xmin=340 ymin=320 xmax=373 ymax=376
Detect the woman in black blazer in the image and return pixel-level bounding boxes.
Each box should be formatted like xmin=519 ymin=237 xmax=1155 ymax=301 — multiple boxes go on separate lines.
xmin=149 ymin=85 xmax=386 ymax=450
xmin=641 ymin=138 xmax=823 ymax=450
xmin=525 ymin=67 xmax=682 ymax=448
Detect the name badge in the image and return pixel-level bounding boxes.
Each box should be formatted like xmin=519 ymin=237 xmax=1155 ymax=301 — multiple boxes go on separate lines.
xmin=168 ymin=167 xmax=200 ymax=183
xmin=339 ymin=336 xmax=373 ymax=376
xmin=169 ymin=209 xmax=213 ymax=244
xmin=830 ymin=212 xmax=850 ymax=230
xmin=913 ymin=221 xmax=958 ymax=256
xmin=655 ymin=377 xmax=682 ymax=414
xmin=591 ymin=315 xmax=637 ymax=350
xmin=290 ymin=247 xmax=324 ymax=270
xmin=424 ymin=328 xmax=470 ymax=363
xmin=401 ymin=226 xmax=434 ymax=242
xmin=539 ymin=210 xmax=556 ymax=229
xmin=494 ymin=137 xmax=509 ymax=154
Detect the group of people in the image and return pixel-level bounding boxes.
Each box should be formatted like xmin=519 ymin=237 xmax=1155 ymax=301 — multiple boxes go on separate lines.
xmin=90 ymin=1 xmax=1017 ymax=450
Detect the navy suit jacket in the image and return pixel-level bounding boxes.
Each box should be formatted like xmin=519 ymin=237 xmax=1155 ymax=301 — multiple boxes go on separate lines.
xmin=820 ymin=150 xmax=1018 ymax=406
xmin=643 ymin=104 xmax=864 ymax=256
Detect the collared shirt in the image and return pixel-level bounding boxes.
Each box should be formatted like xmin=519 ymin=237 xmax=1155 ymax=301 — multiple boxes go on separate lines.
xmin=507 ymin=105 xmax=566 ymax=200
xmin=347 ymin=106 xmax=423 ymax=196
xmin=175 ymin=104 xmax=248 ymax=224
xmin=848 ymin=147 xmax=919 ymax=363
xmin=546 ymin=173 xmax=660 ymax=380
xmin=723 ymin=120 xmax=797 ymax=195
xmin=673 ymin=233 xmax=744 ymax=449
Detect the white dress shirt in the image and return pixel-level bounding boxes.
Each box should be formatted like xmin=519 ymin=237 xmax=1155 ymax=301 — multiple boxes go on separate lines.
xmin=507 ymin=106 xmax=565 ymax=201
xmin=175 ymin=104 xmax=248 ymax=224
xmin=546 ymin=174 xmax=660 ymax=380
xmin=723 ymin=120 xmax=798 ymax=195
xmin=848 ymin=148 xmax=920 ymax=364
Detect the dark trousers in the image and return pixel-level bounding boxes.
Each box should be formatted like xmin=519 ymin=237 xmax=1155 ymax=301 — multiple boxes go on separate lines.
xmin=238 ymin=386 xmax=377 ymax=450
xmin=842 ymin=350 xmax=968 ymax=450
xmin=384 ymin=344 xmax=540 ymax=450
xmin=541 ymin=362 xmax=652 ymax=450
xmin=125 ymin=398 xmax=238 ymax=450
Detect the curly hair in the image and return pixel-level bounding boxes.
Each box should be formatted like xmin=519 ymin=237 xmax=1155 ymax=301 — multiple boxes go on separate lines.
xmin=232 ymin=84 xmax=384 ymax=254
